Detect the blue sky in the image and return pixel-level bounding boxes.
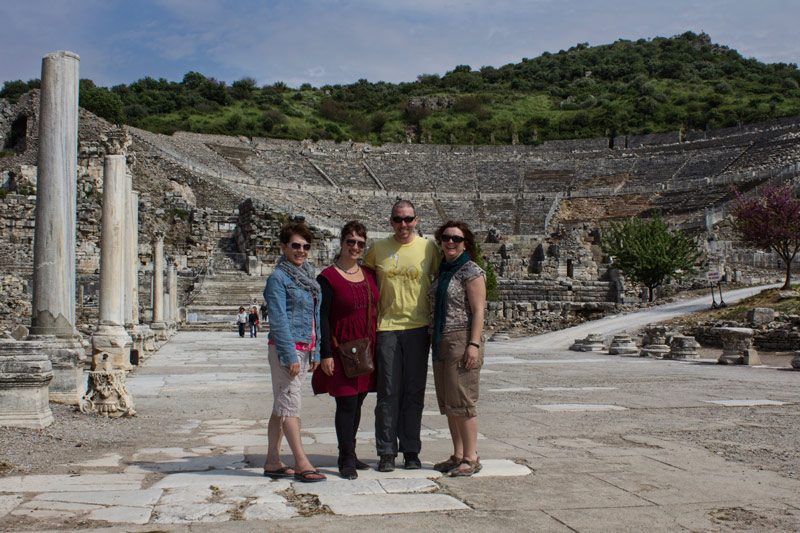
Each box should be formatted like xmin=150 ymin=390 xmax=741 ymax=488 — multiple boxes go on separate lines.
xmin=2 ymin=0 xmax=798 ymax=89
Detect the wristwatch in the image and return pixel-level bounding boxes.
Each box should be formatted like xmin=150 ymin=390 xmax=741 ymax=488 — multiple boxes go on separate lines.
xmin=468 ymin=341 xmax=480 ymax=349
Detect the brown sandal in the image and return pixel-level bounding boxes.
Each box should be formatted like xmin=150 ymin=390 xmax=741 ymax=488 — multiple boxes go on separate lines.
xmin=449 ymin=457 xmax=482 ymax=477
xmin=434 ymin=455 xmax=462 ymax=473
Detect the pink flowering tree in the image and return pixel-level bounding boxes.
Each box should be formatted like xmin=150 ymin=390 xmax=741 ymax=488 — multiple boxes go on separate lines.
xmin=731 ymin=185 xmax=800 ymax=289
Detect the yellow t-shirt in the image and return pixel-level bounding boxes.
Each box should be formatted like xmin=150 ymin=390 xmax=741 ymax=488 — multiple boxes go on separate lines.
xmin=363 ymin=235 xmax=441 ymax=331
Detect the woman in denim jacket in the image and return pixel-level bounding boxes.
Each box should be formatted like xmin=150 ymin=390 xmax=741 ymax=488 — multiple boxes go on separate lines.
xmin=262 ymin=222 xmax=326 ymax=483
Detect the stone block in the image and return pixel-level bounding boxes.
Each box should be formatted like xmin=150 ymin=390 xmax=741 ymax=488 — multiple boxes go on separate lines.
xmin=0 ymin=346 xmax=54 ymax=429
xmin=744 ymin=348 xmax=762 ymax=366
xmin=608 ymin=335 xmax=638 ymax=355
xmin=10 ymin=326 xmax=28 ymax=341
xmin=746 ymin=307 xmax=774 ymax=326
xmin=666 ymin=335 xmax=700 ymax=360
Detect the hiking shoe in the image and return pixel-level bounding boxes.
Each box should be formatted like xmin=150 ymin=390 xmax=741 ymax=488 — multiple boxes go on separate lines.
xmin=377 ymin=454 xmax=396 ymax=472
xmin=404 ymin=452 xmax=422 ymax=470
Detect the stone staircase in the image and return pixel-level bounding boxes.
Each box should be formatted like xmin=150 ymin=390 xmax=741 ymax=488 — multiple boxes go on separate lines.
xmin=184 ymin=269 xmax=268 ymax=331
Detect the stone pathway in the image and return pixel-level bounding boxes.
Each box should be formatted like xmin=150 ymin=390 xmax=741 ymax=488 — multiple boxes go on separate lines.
xmin=1 ymin=285 xmax=799 ymax=530
xmin=0 ymin=332 xmax=531 ymax=527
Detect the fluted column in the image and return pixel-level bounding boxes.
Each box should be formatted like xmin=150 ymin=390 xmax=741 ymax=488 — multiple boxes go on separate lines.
xmin=91 ymin=155 xmax=132 ymax=370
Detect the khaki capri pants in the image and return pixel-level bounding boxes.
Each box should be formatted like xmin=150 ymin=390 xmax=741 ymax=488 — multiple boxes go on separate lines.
xmin=432 ymin=330 xmax=484 ymax=417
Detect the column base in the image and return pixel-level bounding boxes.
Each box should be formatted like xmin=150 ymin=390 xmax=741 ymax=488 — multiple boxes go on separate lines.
xmin=21 ymin=335 xmax=88 ymax=405
xmin=150 ymin=322 xmax=169 ymax=341
xmin=0 ymin=341 xmax=55 ymax=428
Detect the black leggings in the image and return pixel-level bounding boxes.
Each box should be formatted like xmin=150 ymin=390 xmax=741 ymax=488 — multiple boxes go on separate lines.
xmin=335 ymin=392 xmax=367 ymax=455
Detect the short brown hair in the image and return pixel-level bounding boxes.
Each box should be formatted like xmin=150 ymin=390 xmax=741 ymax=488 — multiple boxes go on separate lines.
xmin=435 ymin=221 xmax=478 ymax=261
xmin=340 ymin=220 xmax=367 ymax=243
xmin=279 ymin=222 xmax=313 ymax=245
xmin=391 ymin=199 xmax=416 ymax=216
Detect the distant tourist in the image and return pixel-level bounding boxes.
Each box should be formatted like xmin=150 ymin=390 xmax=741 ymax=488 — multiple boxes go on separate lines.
xmin=363 ymin=200 xmax=440 ymax=471
xmin=312 ymin=221 xmax=379 ymax=479
xmin=234 ymin=306 xmax=247 ymax=338
xmin=260 ymin=300 xmax=268 ymax=322
xmin=248 ymin=306 xmax=260 ymax=338
xmin=429 ymin=221 xmax=486 ymax=476
xmin=262 ymin=222 xmax=325 ymax=483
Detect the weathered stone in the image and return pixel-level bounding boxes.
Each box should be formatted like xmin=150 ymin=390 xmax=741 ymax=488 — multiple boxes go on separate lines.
xmin=713 ymin=327 xmax=755 ymax=365
xmin=608 ymin=335 xmax=638 ymax=355
xmin=150 ymin=234 xmax=168 ymax=340
xmin=791 ymin=351 xmax=800 ymax=369
xmin=79 ymin=353 xmax=135 ymax=418
xmin=20 ymin=51 xmax=88 ymax=406
xmin=91 ymin=155 xmax=132 ymax=370
xmin=10 ymin=325 xmax=28 ymax=341
xmin=570 ymin=334 xmax=605 ymax=352
xmin=640 ymin=325 xmax=671 ymax=358
xmin=746 ymin=307 xmax=774 ymax=326
xmin=666 ymin=335 xmax=700 ymax=360
xmin=0 ymin=342 xmax=54 ymax=429
xmin=30 ymin=51 xmax=80 ymax=338
xmin=778 ymin=291 xmax=799 ymax=300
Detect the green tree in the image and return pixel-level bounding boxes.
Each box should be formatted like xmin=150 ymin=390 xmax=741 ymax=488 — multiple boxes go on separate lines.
xmin=475 ymin=243 xmax=500 ymax=301
xmin=602 ymin=212 xmax=701 ymax=301
xmin=79 ymin=79 xmax=124 ymax=123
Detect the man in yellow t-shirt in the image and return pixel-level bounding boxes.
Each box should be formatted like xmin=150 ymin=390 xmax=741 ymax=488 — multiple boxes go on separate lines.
xmin=363 ymin=200 xmax=440 ymax=472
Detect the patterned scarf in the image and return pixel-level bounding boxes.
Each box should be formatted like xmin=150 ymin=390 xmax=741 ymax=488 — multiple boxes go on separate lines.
xmin=431 ymin=251 xmax=470 ymax=362
xmin=276 ymin=256 xmax=320 ymax=299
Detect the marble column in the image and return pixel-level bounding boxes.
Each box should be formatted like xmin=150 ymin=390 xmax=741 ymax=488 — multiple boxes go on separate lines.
xmin=123 ymin=172 xmax=135 ymax=329
xmin=30 ymin=51 xmax=80 ymax=337
xmin=125 ymin=189 xmax=146 ymax=357
xmin=167 ymin=262 xmax=177 ymax=331
xmin=150 ymin=234 xmax=168 ymax=340
xmin=91 ymin=155 xmax=133 ymax=370
xmin=25 ymin=50 xmax=86 ymax=405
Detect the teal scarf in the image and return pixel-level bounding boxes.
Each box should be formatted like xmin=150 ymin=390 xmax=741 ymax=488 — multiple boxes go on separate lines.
xmin=432 ymin=251 xmax=471 ymax=361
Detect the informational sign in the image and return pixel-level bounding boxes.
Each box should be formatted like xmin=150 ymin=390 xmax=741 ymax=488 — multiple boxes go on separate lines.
xmin=706 ymin=271 xmax=721 ymax=283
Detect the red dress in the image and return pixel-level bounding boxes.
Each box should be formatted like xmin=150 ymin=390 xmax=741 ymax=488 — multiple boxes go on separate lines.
xmin=311 ymin=266 xmax=379 ymax=396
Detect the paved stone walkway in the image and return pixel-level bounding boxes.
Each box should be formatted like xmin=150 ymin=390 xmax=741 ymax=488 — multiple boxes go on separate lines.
xmin=1 ymin=287 xmax=799 ymax=531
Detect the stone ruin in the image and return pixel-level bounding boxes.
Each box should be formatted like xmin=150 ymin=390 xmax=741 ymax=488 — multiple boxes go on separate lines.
xmin=3 ymin=51 xmax=800 ymax=426
xmin=0 ymin=52 xmax=175 ymax=428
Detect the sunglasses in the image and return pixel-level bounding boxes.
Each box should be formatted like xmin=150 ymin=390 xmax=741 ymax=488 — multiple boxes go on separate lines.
xmin=392 ymin=216 xmax=416 ymax=224
xmin=440 ymin=234 xmax=465 ymax=243
xmin=290 ymin=242 xmax=312 ymax=251
xmin=345 ymin=238 xmax=366 ymax=249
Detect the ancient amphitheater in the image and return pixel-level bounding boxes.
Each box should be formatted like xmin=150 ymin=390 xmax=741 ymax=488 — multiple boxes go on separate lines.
xmin=2 ymin=90 xmax=800 ymax=335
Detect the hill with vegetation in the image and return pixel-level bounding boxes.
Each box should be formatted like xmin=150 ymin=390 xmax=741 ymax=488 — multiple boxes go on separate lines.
xmin=3 ymin=32 xmax=800 ymax=145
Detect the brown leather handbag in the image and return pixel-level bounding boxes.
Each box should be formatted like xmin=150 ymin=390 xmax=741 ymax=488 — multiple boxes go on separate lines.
xmin=333 ymin=279 xmax=374 ymax=379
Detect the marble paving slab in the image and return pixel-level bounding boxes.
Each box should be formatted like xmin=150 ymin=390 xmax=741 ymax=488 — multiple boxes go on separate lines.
xmin=704 ymin=399 xmax=787 ymax=407
xmin=0 ymin=474 xmax=145 ymax=493
xmin=534 ymin=404 xmax=628 ymax=412
xmin=321 ymin=493 xmax=469 ymax=516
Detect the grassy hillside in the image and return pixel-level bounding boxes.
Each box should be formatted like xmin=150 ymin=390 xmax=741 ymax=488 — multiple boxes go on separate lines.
xmin=4 ymin=32 xmax=800 ymax=145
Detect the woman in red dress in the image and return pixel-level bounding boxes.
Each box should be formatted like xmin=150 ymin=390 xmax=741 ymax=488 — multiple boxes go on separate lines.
xmin=312 ymin=220 xmax=379 ymax=480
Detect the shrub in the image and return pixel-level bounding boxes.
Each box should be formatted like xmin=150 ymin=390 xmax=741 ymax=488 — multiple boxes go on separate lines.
xmin=319 ymin=99 xmax=348 ymax=122
xmin=402 ymin=105 xmax=429 ymax=125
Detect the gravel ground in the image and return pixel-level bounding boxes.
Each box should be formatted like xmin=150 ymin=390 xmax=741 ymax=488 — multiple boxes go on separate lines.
xmin=0 ymin=404 xmax=157 ymax=477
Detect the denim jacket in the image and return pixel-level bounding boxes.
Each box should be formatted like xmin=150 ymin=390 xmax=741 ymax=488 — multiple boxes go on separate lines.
xmin=264 ymin=267 xmax=321 ymax=365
